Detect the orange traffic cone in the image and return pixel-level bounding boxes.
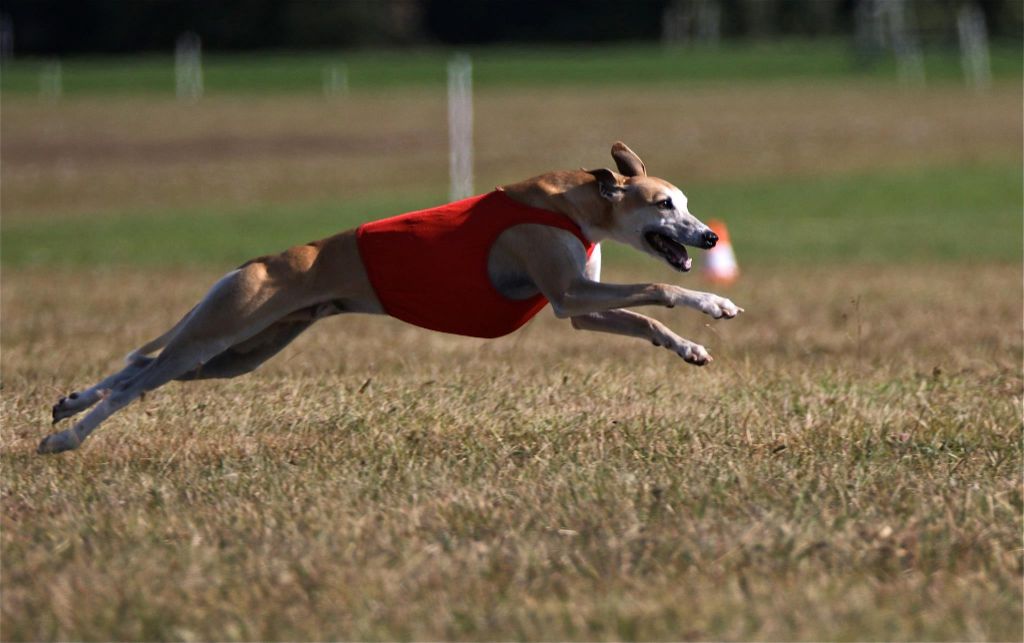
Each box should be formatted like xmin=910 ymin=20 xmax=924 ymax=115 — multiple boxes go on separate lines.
xmin=703 ymin=219 xmax=739 ymax=284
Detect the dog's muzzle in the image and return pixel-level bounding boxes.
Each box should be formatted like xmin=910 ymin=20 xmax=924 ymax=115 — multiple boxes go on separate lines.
xmin=645 ymin=229 xmax=719 ymax=272
xmin=645 ymin=231 xmax=692 ymax=272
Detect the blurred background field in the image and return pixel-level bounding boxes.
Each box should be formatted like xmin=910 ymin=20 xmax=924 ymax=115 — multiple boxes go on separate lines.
xmin=2 ymin=39 xmax=1022 ymax=94
xmin=2 ymin=69 xmax=1021 ymax=268
xmin=1 ymin=1 xmax=1021 ymax=641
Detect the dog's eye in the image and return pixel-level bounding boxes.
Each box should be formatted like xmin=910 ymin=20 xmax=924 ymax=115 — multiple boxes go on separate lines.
xmin=656 ymin=198 xmax=673 ymax=210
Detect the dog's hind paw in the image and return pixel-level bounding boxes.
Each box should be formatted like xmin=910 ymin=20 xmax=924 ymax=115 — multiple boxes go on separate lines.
xmin=37 ymin=431 xmax=80 ymax=455
xmin=51 ymin=394 xmax=84 ymax=424
xmin=52 ymin=395 xmax=74 ymax=424
xmin=51 ymin=390 xmax=105 ymax=424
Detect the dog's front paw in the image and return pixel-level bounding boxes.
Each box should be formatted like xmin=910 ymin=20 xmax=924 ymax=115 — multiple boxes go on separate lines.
xmin=673 ymin=340 xmax=712 ymax=366
xmin=699 ymin=294 xmax=743 ymax=320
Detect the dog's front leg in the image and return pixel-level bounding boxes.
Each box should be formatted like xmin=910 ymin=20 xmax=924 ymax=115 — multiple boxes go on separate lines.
xmin=570 ymin=310 xmax=712 ymax=365
xmin=507 ymin=226 xmax=742 ymax=320
xmin=664 ymin=285 xmax=744 ymax=320
xmin=550 ymin=280 xmax=742 ymax=320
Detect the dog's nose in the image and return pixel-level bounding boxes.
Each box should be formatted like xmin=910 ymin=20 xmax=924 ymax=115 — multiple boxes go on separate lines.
xmin=703 ymin=230 xmax=719 ymax=249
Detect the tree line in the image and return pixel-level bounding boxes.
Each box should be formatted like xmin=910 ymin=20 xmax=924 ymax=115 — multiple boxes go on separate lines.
xmin=3 ymin=0 xmax=1020 ymax=55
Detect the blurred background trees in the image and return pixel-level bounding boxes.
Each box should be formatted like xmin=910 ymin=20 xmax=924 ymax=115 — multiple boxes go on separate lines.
xmin=2 ymin=0 xmax=1020 ymax=55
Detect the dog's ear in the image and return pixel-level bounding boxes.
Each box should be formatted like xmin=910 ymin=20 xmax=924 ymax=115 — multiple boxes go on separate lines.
xmin=611 ymin=141 xmax=646 ymax=177
xmin=586 ymin=168 xmax=626 ymax=202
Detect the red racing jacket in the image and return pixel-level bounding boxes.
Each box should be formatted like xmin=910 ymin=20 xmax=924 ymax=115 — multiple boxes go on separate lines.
xmin=356 ymin=190 xmax=596 ymax=338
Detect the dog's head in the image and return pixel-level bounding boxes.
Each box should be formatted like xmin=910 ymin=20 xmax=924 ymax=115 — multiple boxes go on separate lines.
xmin=586 ymin=142 xmax=717 ymax=273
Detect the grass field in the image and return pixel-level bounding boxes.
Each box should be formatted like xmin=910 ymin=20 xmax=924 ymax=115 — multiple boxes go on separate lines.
xmin=2 ymin=264 xmax=1020 ymax=641
xmin=3 ymin=41 xmax=1022 ymax=95
xmin=1 ymin=44 xmax=1022 ymax=641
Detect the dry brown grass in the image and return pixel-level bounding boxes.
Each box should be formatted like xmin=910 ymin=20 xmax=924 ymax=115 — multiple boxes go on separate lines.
xmin=2 ymin=262 xmax=1020 ymax=641
xmin=3 ymin=83 xmax=1020 ymax=219
xmin=2 ymin=73 xmax=1022 ymax=640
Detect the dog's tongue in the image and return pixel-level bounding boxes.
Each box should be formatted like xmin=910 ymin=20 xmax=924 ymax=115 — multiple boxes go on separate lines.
xmin=669 ymin=245 xmax=691 ymax=271
xmin=647 ymin=231 xmax=691 ymax=272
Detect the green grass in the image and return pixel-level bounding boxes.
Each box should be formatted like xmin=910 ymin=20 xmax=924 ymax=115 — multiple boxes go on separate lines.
xmin=3 ymin=162 xmax=1020 ymax=269
xmin=3 ymin=40 xmax=1021 ymax=95
xmin=691 ymin=161 xmax=1024 ymax=265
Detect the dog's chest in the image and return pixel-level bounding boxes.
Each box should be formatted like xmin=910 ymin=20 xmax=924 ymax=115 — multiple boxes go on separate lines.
xmin=487 ymin=253 xmax=540 ymax=300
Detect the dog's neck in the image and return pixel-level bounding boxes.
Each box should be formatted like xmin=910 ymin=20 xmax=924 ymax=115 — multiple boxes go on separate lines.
xmin=499 ymin=171 xmax=613 ymax=243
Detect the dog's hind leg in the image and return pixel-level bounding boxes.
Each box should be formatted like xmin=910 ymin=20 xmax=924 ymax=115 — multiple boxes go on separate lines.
xmin=38 ymin=258 xmax=349 ymax=453
xmin=38 ymin=338 xmax=228 ymax=454
xmin=173 ymin=299 xmax=344 ymax=381
xmin=175 ymin=320 xmax=313 ymax=380
xmin=39 ymin=308 xmax=271 ymax=455
xmin=123 ymin=304 xmax=198 ymax=364
xmin=51 ymin=305 xmax=199 ymax=423
xmin=40 ymin=232 xmax=380 ymax=454
xmin=40 ymin=316 xmax=329 ymax=453
xmin=50 ymin=355 xmax=154 ymax=424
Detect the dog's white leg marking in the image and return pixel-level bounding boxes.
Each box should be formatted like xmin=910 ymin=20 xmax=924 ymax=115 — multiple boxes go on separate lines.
xmin=39 ymin=263 xmax=309 ymax=453
xmin=38 ymin=341 xmax=227 ymax=454
xmin=566 ymin=245 xmax=711 ymax=365
xmin=39 ymin=386 xmax=139 ymax=454
xmin=39 ymin=318 xmax=259 ymax=454
xmin=665 ymin=287 xmax=743 ymax=319
xmin=54 ymin=294 xmax=349 ymax=422
xmin=570 ymin=310 xmax=712 ymax=365
xmin=51 ymin=357 xmax=152 ymax=423
xmin=53 ymin=302 xmax=202 ymax=422
xmin=549 ymin=280 xmax=742 ymax=320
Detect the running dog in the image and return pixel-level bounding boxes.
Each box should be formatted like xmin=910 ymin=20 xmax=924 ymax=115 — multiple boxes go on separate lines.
xmin=39 ymin=142 xmax=743 ymax=454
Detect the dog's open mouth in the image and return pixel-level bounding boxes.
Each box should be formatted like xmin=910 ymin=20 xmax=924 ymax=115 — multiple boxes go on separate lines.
xmin=645 ymin=231 xmax=692 ymax=272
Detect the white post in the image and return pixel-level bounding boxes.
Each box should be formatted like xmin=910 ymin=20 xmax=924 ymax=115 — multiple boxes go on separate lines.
xmin=39 ymin=59 xmax=62 ymax=102
xmin=0 ymin=13 xmax=13 ymax=60
xmin=696 ymin=0 xmax=721 ymax=48
xmin=957 ymin=3 xmax=991 ymax=91
xmin=323 ymin=64 xmax=349 ymax=97
xmin=447 ymin=53 xmax=474 ymax=202
xmin=662 ymin=0 xmax=720 ymax=47
xmin=661 ymin=0 xmax=689 ymax=47
xmin=881 ymin=0 xmax=925 ymax=87
xmin=175 ymin=32 xmax=203 ymax=102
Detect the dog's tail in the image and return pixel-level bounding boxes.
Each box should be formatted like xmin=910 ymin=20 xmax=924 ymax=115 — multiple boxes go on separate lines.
xmin=123 ymin=304 xmax=198 ymax=365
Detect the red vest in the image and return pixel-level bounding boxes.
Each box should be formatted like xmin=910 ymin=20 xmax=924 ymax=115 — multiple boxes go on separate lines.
xmin=356 ymin=190 xmax=595 ymax=338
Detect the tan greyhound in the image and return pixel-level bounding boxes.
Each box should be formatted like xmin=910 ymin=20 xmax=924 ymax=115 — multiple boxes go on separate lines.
xmin=39 ymin=142 xmax=742 ymax=454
